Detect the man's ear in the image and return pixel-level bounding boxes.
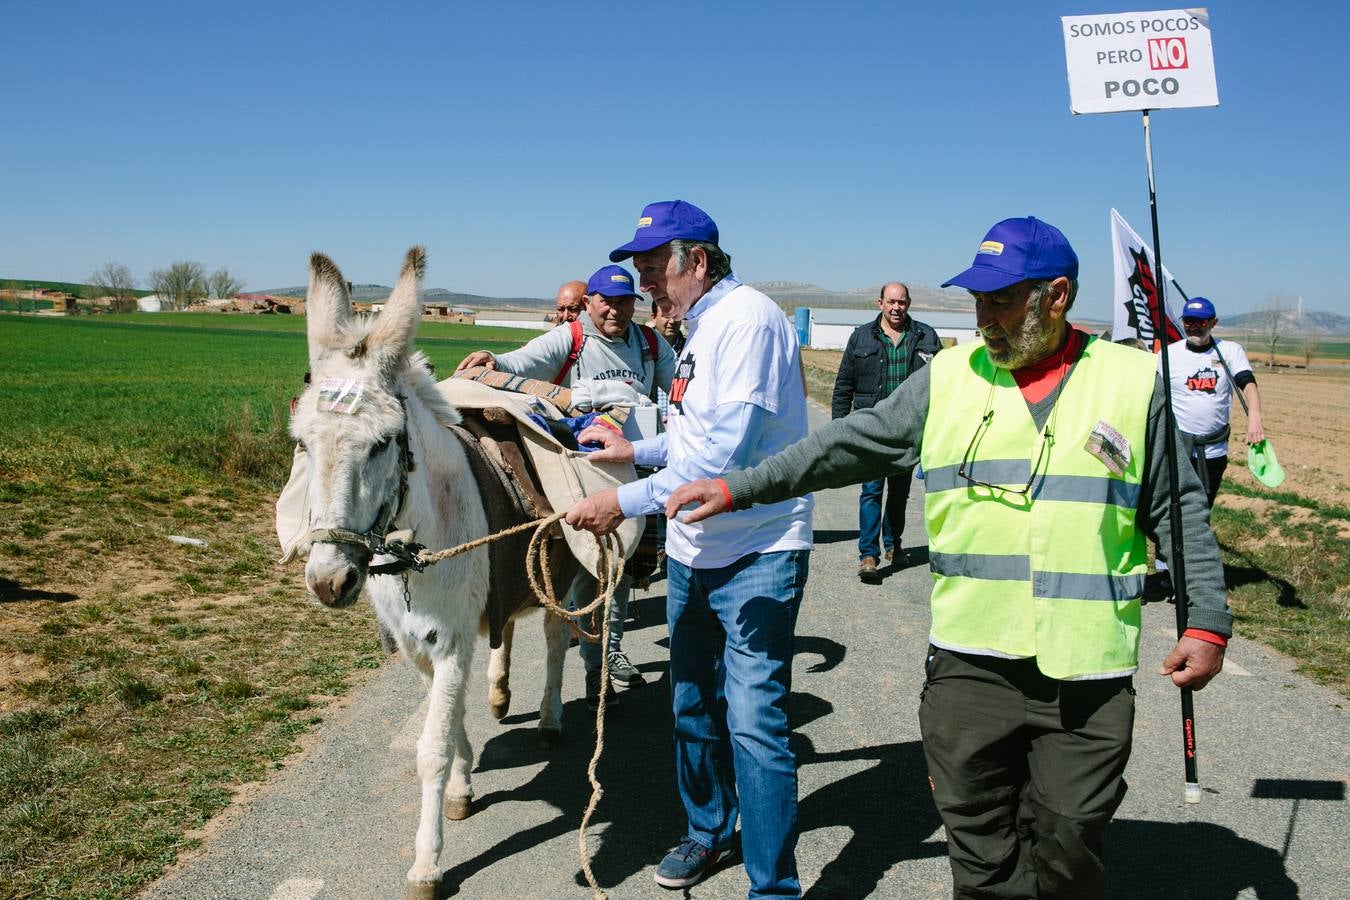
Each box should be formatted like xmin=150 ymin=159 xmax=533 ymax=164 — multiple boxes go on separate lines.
xmin=688 ymin=245 xmax=709 ymax=280
xmin=1046 ymin=276 xmax=1072 ymax=320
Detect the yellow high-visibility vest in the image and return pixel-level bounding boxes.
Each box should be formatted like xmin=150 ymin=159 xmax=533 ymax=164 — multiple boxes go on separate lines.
xmin=920 ymin=335 xmax=1157 ymax=679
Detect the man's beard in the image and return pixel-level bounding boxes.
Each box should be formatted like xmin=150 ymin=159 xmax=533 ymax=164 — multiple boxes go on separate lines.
xmin=983 ymin=295 xmax=1056 ymax=369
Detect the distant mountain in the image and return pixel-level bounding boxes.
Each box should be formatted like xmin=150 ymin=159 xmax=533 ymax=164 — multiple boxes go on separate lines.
xmin=1223 ymin=308 xmax=1350 ymax=337
xmin=261 ymin=280 xmax=976 ymax=313
xmin=262 ymin=284 xmax=553 ymax=309
xmin=751 ymin=281 xmax=973 ymax=312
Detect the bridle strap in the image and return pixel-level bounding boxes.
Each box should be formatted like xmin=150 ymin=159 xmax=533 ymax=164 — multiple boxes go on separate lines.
xmin=307 ymin=395 xmax=423 ymax=575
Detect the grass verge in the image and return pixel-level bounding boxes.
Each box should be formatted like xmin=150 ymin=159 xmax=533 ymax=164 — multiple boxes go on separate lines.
xmin=0 ymin=314 xmax=524 ymax=897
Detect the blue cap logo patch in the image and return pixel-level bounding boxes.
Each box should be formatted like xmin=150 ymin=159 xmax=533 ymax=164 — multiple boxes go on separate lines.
xmin=977 ymin=240 xmax=1004 ymax=256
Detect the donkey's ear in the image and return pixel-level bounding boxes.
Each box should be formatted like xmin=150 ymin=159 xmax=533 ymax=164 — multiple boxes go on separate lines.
xmin=306 ymin=252 xmax=353 ymax=357
xmin=368 ymin=246 xmax=426 ymax=361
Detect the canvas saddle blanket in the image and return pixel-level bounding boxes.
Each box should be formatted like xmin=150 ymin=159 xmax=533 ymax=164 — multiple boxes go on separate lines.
xmin=274 ymin=371 xmax=642 ymax=585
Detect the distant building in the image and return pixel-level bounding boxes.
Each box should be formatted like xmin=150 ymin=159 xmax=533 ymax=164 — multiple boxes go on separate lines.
xmin=796 ymin=307 xmax=979 ymax=349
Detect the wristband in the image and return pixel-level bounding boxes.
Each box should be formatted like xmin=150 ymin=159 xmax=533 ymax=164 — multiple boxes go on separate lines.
xmin=1183 ymin=628 xmax=1228 ymax=648
xmin=715 ymin=478 xmax=733 ymax=511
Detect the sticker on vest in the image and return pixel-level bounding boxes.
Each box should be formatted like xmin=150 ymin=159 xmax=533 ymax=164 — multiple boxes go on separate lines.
xmin=1084 ymin=419 xmax=1130 ymax=476
xmin=317 ymin=378 xmax=365 ymax=414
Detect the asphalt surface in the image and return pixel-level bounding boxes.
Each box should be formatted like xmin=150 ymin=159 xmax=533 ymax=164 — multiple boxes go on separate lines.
xmin=147 ymin=402 xmax=1348 ymax=900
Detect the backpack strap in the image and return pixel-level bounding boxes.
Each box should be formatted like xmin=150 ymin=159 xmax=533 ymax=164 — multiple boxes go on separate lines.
xmin=639 ymin=324 xmax=660 ymax=399
xmin=553 ymin=320 xmax=585 ymax=385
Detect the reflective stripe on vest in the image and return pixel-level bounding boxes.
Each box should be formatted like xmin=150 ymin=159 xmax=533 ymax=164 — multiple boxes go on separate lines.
xmin=919 ymin=335 xmax=1158 ymax=680
xmin=924 ymin=463 xmax=1142 ymax=507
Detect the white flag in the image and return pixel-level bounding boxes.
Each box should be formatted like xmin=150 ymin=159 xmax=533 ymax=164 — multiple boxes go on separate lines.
xmin=1110 ymin=208 xmax=1185 ymax=352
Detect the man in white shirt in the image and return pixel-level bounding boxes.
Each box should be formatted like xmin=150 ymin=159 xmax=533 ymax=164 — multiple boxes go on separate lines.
xmin=1163 ymin=296 xmax=1265 ymax=506
xmin=566 ymin=201 xmax=813 ymax=897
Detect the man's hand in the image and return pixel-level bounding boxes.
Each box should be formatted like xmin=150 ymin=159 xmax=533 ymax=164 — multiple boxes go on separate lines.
xmin=454 ymin=350 xmax=496 ymax=374
xmin=666 ymin=479 xmax=731 ymax=524
xmin=565 ymin=488 xmax=625 ymax=535
xmin=577 ymin=426 xmax=634 ymax=463
xmin=1158 ymin=636 xmax=1225 ymax=690
xmin=1246 ymin=414 xmax=1265 ymax=446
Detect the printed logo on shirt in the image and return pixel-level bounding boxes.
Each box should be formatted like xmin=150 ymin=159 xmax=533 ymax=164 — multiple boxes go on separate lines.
xmin=668 ymin=353 xmax=697 ymax=414
xmin=1185 ymin=365 xmax=1219 ymax=394
xmin=591 ymin=367 xmax=641 ymax=383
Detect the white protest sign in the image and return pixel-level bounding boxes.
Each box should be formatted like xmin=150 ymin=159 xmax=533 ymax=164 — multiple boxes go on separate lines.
xmin=1062 ymin=8 xmax=1218 ymax=114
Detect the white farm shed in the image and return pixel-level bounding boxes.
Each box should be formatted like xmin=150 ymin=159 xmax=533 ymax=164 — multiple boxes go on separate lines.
xmin=137 ymin=295 xmax=165 ymax=312
xmin=798 ymin=308 xmax=979 ymax=349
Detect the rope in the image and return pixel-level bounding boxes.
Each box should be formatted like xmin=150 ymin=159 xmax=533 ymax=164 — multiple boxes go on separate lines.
xmin=412 ymin=511 xmax=624 ymax=899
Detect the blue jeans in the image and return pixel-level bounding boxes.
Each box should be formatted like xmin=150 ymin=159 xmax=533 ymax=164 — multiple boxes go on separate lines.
xmin=858 ymin=469 xmax=913 ymax=560
xmin=566 ymin=571 xmax=630 ymax=673
xmin=667 ymin=550 xmax=809 ymax=899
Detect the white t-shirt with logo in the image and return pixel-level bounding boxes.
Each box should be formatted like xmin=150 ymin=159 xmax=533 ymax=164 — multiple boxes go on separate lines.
xmin=1162 ymin=338 xmax=1252 ymax=459
xmin=665 ymin=283 xmax=814 ymax=568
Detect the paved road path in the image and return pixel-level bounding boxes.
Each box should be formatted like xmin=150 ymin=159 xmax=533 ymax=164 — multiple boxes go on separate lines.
xmin=148 ymin=402 xmax=1348 ymax=899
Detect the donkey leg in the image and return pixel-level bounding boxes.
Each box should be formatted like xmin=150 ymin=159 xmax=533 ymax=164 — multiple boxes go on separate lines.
xmin=486 ymin=617 xmax=514 ymax=721
xmin=537 ymin=610 xmax=568 ymax=749
xmin=444 ymin=696 xmax=475 ymax=822
xmin=406 ymin=652 xmax=471 ymax=895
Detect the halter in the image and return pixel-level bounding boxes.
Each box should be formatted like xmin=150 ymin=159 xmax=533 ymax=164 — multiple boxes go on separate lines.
xmin=307 ymin=395 xmax=428 ymax=578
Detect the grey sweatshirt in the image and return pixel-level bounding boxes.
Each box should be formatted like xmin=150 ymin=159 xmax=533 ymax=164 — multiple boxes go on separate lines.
xmin=723 ymin=361 xmax=1233 ymax=638
xmin=491 ymin=316 xmax=677 ymax=399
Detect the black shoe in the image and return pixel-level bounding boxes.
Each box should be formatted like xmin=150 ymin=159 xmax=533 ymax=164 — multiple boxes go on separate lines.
xmin=585 ymin=668 xmax=619 ymax=711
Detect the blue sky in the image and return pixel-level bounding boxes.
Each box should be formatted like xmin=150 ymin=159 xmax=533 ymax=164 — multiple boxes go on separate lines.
xmin=4 ymin=1 xmax=1345 ymax=320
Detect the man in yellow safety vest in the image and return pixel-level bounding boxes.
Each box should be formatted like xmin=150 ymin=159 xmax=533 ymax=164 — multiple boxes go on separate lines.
xmin=665 ymin=216 xmax=1230 ymax=899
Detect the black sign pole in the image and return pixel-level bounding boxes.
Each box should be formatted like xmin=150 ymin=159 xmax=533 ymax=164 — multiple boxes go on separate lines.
xmin=1142 ymin=108 xmax=1202 ymax=804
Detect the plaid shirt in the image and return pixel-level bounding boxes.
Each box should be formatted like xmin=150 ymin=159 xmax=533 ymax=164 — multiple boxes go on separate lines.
xmin=875 ymin=320 xmax=913 ymax=398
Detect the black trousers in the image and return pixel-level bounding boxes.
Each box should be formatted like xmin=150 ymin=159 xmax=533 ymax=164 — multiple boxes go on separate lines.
xmin=1190 ymin=454 xmax=1229 ymax=507
xmin=918 ymin=648 xmax=1135 ymax=899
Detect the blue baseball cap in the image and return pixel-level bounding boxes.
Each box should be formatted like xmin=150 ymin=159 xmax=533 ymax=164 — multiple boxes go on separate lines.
xmin=585 ymin=265 xmax=639 ymax=298
xmin=609 ymin=200 xmax=719 ymax=262
xmin=942 ymin=216 xmax=1079 ymax=292
xmin=1181 ymin=296 xmax=1216 ymax=319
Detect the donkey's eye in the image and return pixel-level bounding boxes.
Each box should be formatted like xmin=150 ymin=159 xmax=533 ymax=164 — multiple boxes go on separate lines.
xmin=371 ymin=436 xmax=393 ymax=456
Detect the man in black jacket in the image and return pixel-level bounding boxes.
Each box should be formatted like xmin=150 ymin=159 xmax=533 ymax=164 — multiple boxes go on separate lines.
xmin=832 ymin=282 xmax=941 ymax=582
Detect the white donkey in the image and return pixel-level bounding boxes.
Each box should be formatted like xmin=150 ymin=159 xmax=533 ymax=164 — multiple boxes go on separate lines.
xmin=293 ymin=247 xmax=575 ymax=899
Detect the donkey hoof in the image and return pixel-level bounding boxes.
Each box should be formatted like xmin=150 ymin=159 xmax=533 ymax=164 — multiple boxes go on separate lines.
xmin=445 ymin=796 xmax=472 ymax=820
xmin=488 ymin=691 xmax=511 ymax=720
xmin=405 ymin=879 xmax=438 ymax=900
xmin=537 ymin=727 xmax=562 ymax=750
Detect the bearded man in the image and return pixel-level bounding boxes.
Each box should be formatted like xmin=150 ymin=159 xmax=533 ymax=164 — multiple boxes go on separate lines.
xmin=663 ymin=217 xmax=1232 ymax=899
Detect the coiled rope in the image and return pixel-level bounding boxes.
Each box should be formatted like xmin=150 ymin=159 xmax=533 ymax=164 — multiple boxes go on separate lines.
xmin=412 ymin=510 xmax=623 ymax=899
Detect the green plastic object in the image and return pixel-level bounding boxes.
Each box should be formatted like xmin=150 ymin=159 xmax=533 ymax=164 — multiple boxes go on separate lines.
xmin=1247 ymin=440 xmax=1285 ymax=488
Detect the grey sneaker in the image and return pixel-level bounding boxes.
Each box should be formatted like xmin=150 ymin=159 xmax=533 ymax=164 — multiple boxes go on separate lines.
xmin=607 ymin=650 xmax=646 ymax=689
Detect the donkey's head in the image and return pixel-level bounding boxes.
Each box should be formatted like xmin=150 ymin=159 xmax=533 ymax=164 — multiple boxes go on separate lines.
xmin=291 ymin=247 xmax=432 ymax=608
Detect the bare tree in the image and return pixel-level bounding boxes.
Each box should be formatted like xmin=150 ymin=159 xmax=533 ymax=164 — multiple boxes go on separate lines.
xmin=1 ymin=279 xmax=19 ymax=312
xmin=88 ymin=261 xmax=139 ymax=312
xmin=148 ymin=261 xmax=207 ymax=310
xmin=1254 ymin=293 xmax=1290 ymax=368
xmin=207 ymin=268 xmax=245 ymax=300
xmin=1299 ymin=330 xmax=1321 ymax=369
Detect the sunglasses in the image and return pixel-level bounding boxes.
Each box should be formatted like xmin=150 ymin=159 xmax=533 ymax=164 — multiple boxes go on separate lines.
xmin=957 ymin=410 xmax=1054 ymax=497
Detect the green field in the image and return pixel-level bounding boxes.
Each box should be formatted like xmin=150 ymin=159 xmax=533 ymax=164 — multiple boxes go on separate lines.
xmin=0 ymin=315 xmax=528 ymax=486
xmin=1228 ymin=334 xmax=1350 ymax=362
xmin=0 ymin=313 xmax=536 ymax=898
